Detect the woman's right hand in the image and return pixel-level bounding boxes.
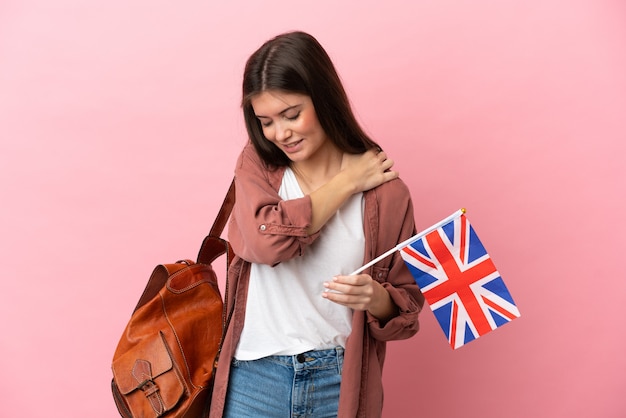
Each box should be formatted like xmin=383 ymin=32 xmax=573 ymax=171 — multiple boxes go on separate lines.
xmin=306 ymin=149 xmax=399 ymax=235
xmin=340 ymin=149 xmax=399 ymax=193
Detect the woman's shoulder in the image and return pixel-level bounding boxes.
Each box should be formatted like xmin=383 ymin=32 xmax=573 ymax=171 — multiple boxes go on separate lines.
xmin=236 ymin=142 xmax=271 ymax=174
xmin=364 ymin=178 xmax=413 ymax=220
xmin=236 ymin=142 xmax=261 ymax=167
xmin=235 ymin=142 xmax=286 ymax=189
xmin=374 ymin=177 xmax=412 ymax=201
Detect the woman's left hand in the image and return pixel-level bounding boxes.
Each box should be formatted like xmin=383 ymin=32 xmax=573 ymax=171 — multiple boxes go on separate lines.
xmin=322 ymin=274 xmax=398 ymax=322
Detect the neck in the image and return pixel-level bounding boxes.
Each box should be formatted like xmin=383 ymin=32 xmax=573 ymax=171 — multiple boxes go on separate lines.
xmin=291 ymin=144 xmax=343 ymax=194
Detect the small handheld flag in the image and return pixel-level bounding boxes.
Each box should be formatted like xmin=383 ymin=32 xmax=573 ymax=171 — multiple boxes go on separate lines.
xmin=351 ymin=209 xmax=520 ymax=350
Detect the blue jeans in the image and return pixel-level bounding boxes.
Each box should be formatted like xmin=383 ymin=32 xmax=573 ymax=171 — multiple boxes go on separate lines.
xmin=223 ymin=347 xmax=344 ymax=418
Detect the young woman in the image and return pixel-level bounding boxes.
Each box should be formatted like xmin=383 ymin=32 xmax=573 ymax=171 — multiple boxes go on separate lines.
xmin=209 ymin=31 xmax=424 ymax=418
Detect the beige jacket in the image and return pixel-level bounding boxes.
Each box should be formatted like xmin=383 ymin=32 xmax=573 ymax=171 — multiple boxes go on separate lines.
xmin=209 ymin=144 xmax=424 ymax=417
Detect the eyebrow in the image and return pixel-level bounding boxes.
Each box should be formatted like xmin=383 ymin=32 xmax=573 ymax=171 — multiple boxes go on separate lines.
xmin=254 ymin=104 xmax=301 ymax=119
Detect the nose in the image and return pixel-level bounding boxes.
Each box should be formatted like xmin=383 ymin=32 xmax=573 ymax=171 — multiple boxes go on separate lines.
xmin=274 ymin=122 xmax=292 ymax=142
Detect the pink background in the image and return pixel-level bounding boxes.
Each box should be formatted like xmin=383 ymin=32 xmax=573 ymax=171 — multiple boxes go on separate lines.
xmin=1 ymin=1 xmax=625 ymax=417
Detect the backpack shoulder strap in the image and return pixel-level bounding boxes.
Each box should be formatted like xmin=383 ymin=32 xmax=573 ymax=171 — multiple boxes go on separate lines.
xmin=197 ymin=179 xmax=235 ymax=265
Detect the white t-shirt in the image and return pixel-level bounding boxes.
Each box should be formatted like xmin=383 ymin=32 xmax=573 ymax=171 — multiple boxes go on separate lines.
xmin=234 ymin=167 xmax=365 ymax=360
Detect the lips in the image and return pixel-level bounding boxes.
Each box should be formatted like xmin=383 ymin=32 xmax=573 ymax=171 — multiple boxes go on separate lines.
xmin=282 ymin=139 xmax=304 ymax=152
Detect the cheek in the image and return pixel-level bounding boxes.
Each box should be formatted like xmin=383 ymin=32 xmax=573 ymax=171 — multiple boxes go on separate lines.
xmin=299 ymin=115 xmax=320 ymax=135
xmin=261 ymin=126 xmax=274 ymax=140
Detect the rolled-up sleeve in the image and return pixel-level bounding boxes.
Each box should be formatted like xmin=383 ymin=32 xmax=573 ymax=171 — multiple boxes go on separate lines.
xmin=364 ymin=180 xmax=425 ymax=341
xmin=228 ymin=144 xmax=320 ymax=266
xmin=366 ymin=254 xmax=424 ymax=341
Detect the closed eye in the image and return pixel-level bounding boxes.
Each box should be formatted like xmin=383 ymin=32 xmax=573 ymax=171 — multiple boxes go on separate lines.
xmin=285 ymin=111 xmax=300 ymax=121
xmin=258 ymin=111 xmax=299 ymax=127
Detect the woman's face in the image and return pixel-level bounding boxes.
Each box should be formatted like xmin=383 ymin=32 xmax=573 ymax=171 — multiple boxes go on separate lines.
xmin=251 ymin=90 xmax=330 ymax=163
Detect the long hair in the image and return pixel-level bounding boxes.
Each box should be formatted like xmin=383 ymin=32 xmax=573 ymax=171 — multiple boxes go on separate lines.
xmin=242 ymin=31 xmax=380 ymax=167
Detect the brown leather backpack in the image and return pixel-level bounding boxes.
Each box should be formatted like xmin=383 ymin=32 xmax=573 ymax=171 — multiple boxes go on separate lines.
xmin=111 ymin=180 xmax=235 ymax=417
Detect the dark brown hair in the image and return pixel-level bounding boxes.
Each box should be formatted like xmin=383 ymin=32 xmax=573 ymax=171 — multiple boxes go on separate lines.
xmin=242 ymin=31 xmax=380 ymax=167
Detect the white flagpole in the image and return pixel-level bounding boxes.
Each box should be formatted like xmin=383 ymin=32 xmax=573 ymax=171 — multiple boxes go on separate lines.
xmin=349 ymin=208 xmax=466 ymax=275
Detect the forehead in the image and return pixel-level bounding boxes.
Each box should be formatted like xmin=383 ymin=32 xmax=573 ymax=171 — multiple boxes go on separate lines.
xmin=251 ymin=90 xmax=311 ymax=115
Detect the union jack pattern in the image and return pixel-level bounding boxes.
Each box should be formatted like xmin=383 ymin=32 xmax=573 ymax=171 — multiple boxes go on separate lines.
xmin=400 ymin=213 xmax=520 ymax=349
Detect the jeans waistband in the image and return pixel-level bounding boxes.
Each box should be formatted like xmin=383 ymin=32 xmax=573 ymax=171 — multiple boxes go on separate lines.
xmin=265 ymin=347 xmax=344 ymax=372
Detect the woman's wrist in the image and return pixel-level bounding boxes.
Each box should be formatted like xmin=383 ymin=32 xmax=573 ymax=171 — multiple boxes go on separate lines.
xmin=367 ymin=283 xmax=399 ymax=324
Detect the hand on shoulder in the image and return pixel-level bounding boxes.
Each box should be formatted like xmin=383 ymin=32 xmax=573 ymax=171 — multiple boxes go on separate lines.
xmin=340 ymin=149 xmax=399 ymax=193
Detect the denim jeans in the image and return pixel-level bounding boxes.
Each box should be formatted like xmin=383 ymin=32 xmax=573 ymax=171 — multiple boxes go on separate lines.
xmin=223 ymin=347 xmax=344 ymax=418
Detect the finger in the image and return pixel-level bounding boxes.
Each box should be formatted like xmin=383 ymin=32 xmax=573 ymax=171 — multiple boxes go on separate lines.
xmin=322 ymin=291 xmax=369 ymax=311
xmin=325 ymin=282 xmax=357 ymax=295
xmin=332 ymin=275 xmax=362 ymax=285
xmin=384 ymin=169 xmax=399 ymax=179
xmin=325 ymin=278 xmax=374 ymax=298
xmin=323 ymin=279 xmax=355 ymax=295
xmin=381 ymin=157 xmax=394 ymax=169
xmin=329 ymin=275 xmax=371 ymax=290
xmin=322 ymin=290 xmax=360 ymax=305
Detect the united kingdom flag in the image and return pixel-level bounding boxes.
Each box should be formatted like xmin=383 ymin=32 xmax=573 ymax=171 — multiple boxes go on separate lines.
xmin=400 ymin=212 xmax=520 ymax=349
